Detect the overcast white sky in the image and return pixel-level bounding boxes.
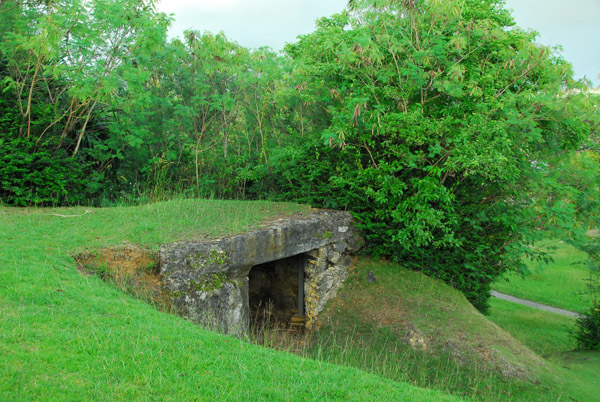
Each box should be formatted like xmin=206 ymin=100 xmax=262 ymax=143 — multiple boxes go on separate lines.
xmin=157 ymin=0 xmax=600 ymax=86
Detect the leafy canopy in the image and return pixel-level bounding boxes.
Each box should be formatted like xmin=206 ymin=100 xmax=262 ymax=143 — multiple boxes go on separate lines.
xmin=269 ymin=0 xmax=598 ymax=310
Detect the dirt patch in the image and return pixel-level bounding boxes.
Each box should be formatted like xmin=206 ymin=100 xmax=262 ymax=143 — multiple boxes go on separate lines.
xmin=74 ymin=244 xmax=168 ymax=308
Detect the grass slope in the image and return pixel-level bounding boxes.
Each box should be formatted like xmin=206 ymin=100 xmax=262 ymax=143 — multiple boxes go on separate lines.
xmin=487 ymin=298 xmax=577 ymax=356
xmin=307 ymin=258 xmax=599 ymax=401
xmin=489 ymin=237 xmax=599 ymax=400
xmin=0 ymin=200 xmax=459 ymax=401
xmin=487 ymin=299 xmax=600 ymax=401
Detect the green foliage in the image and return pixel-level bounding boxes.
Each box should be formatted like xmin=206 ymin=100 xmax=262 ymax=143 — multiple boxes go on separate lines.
xmin=187 ymin=273 xmax=227 ymax=293
xmin=244 ymin=144 xmax=358 ymax=208
xmin=252 ymin=0 xmax=598 ymax=311
xmin=0 ymin=136 xmax=90 ymax=205
xmin=80 ymin=26 xmax=313 ymax=201
xmin=574 ymin=306 xmax=600 ymax=351
xmin=0 ymin=0 xmax=170 ymax=204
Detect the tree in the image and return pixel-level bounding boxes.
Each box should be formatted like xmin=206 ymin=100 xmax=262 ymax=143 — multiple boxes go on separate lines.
xmin=0 ymin=0 xmax=170 ymax=204
xmin=260 ymin=0 xmax=597 ymax=311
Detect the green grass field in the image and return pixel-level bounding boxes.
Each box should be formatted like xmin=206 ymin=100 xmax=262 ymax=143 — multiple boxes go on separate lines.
xmin=487 ymin=299 xmax=600 ymax=401
xmin=0 ymin=200 xmax=460 ymax=401
xmin=493 ymin=240 xmax=592 ymax=312
xmin=487 ymin=298 xmax=576 ymax=356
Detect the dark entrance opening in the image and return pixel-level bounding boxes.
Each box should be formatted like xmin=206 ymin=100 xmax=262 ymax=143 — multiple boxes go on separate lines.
xmin=248 ymin=254 xmax=305 ymax=327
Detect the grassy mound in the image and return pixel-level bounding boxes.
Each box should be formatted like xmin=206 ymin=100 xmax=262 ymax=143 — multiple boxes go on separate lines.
xmin=305 ymin=258 xmax=598 ymax=401
xmin=0 ymin=200 xmax=459 ymax=401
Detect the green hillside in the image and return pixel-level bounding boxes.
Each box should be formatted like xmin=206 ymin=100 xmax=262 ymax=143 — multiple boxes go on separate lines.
xmin=0 ymin=200 xmax=460 ymax=401
xmin=303 ymin=258 xmax=599 ymax=401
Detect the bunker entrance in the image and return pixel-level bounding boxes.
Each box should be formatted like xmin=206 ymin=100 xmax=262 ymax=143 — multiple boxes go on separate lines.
xmin=248 ymin=254 xmax=307 ymax=328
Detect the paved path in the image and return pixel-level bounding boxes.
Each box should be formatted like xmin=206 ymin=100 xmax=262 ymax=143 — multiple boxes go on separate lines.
xmin=491 ymin=290 xmax=580 ymax=318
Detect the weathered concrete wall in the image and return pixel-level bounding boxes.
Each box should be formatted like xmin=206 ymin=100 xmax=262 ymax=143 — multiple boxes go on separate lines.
xmin=304 ymin=244 xmax=354 ymax=328
xmin=159 ymin=211 xmax=361 ymax=335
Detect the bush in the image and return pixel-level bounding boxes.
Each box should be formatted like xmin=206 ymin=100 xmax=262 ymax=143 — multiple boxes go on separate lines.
xmin=575 ymin=306 xmax=600 ymax=351
xmin=0 ymin=137 xmax=91 ymax=206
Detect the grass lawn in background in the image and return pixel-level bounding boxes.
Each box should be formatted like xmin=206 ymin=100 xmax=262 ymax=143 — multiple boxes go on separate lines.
xmin=493 ymin=240 xmax=592 ymax=312
xmin=489 ymin=241 xmax=600 ymax=401
xmin=487 ymin=298 xmax=576 ymax=357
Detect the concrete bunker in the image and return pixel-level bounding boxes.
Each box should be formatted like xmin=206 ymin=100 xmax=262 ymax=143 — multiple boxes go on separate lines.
xmin=159 ymin=211 xmax=361 ymax=335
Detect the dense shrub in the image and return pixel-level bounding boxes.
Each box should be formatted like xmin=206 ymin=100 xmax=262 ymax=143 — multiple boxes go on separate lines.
xmin=0 ymin=137 xmax=90 ymax=206
xmin=575 ymin=306 xmax=600 ymax=351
